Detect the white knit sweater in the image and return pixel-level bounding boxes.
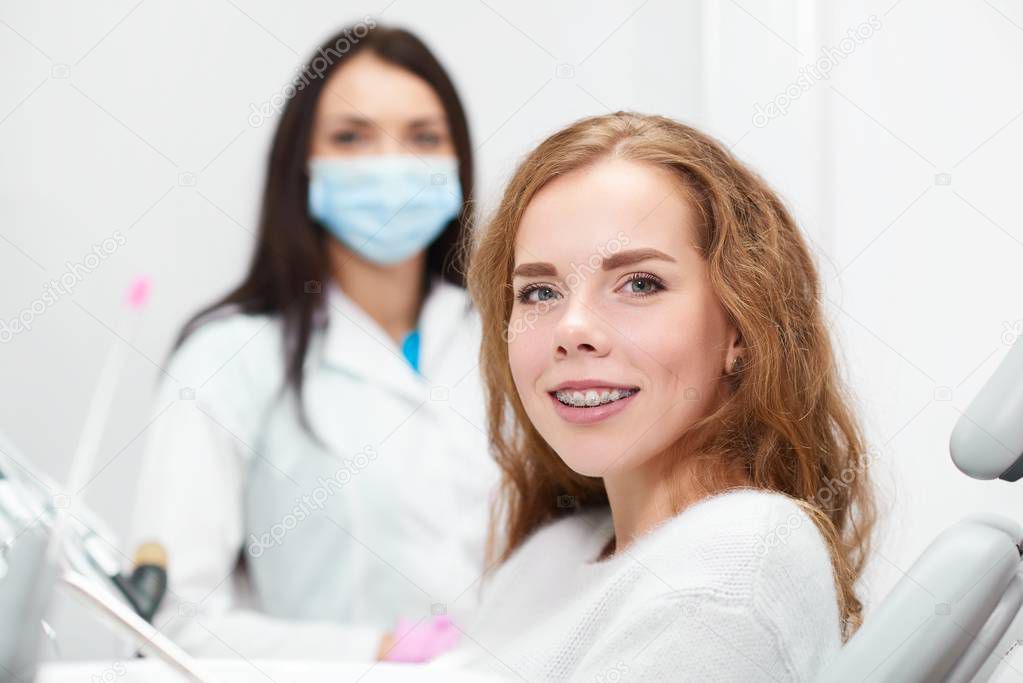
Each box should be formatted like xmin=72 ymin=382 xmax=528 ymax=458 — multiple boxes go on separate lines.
xmin=429 ymin=487 xmax=844 ymax=682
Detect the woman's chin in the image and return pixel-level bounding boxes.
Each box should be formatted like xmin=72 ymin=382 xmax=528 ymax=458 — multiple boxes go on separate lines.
xmin=555 ymin=449 xmax=625 ymax=480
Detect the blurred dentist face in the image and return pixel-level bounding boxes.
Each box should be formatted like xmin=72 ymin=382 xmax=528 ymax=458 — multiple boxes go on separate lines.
xmin=508 ymin=159 xmax=738 ymax=479
xmin=310 ymin=51 xmax=455 ymax=158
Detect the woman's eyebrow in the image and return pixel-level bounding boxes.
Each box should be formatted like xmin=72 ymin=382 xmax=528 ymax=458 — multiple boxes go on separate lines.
xmin=512 ymin=262 xmax=557 ymax=278
xmin=511 ymin=249 xmax=675 ymax=278
xmin=601 ymin=248 xmax=676 ymax=270
xmin=328 ymin=115 xmax=374 ymax=130
xmin=407 ymin=117 xmax=447 ymax=128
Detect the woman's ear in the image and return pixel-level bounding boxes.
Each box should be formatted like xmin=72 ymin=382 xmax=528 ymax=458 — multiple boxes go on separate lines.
xmin=725 ymin=329 xmax=744 ymax=375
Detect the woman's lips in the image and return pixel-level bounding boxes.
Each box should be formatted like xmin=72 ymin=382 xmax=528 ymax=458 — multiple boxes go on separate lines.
xmin=549 ymin=379 xmax=638 ymax=392
xmin=547 ymin=389 xmax=640 ymax=425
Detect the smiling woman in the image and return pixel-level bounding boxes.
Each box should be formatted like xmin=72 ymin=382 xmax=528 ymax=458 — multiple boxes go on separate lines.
xmin=428 ymin=112 xmax=880 ymax=681
xmin=509 ymin=158 xmax=738 ymax=481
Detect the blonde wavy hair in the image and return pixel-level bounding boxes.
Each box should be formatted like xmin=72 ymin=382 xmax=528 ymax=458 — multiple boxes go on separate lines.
xmin=466 ymin=111 xmax=877 ymax=641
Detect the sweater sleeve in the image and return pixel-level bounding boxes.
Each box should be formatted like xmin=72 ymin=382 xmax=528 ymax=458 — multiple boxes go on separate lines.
xmin=576 ymin=589 xmax=804 ymax=682
xmin=748 ymin=497 xmax=845 ymax=681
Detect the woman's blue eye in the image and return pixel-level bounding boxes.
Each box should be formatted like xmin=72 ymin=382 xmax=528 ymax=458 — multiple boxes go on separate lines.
xmin=630 ymin=279 xmax=655 ymax=293
xmin=622 ymin=274 xmax=665 ymax=296
xmin=517 ymin=284 xmax=560 ymax=304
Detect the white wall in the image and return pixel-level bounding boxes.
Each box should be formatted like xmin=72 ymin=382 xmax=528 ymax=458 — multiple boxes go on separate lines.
xmin=1 ymin=0 xmax=1021 ymax=674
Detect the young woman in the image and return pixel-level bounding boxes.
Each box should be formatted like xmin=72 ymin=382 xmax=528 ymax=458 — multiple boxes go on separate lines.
xmin=130 ymin=25 xmax=497 ymax=661
xmin=430 ymin=112 xmax=877 ymax=680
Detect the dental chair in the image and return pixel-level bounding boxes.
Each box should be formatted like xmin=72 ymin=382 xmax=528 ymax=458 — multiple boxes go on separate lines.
xmin=818 ymin=334 xmax=1023 ymax=682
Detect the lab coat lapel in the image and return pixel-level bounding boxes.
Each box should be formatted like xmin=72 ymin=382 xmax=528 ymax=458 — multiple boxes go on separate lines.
xmin=416 ymin=278 xmax=477 ymax=383
xmin=320 ymin=281 xmax=427 ymax=405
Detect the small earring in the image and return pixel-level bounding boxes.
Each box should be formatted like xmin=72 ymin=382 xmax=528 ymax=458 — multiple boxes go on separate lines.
xmin=730 ymin=356 xmax=742 ymax=374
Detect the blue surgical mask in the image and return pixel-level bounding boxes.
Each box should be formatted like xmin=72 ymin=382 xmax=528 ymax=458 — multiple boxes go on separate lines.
xmin=307 ymin=154 xmax=462 ymax=265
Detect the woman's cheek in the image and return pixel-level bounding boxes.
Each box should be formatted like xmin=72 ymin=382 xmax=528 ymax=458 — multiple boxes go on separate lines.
xmin=507 ymin=330 xmax=539 ymax=400
xmin=635 ymin=296 xmax=714 ymax=369
xmin=621 ymin=321 xmax=689 ymax=372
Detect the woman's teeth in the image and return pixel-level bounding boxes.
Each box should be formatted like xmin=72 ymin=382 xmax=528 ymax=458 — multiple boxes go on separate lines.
xmin=554 ymin=388 xmax=636 ymax=408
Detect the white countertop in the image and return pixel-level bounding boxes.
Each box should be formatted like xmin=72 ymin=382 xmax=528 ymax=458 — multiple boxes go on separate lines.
xmin=36 ymin=659 xmax=508 ymax=682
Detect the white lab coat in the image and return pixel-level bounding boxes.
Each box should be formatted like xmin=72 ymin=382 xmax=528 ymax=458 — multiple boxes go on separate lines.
xmin=129 ymin=276 xmax=500 ymax=661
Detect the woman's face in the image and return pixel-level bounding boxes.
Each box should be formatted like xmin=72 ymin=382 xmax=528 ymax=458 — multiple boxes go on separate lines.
xmin=508 ymin=159 xmax=740 ymax=479
xmin=309 ymin=51 xmax=455 ymax=158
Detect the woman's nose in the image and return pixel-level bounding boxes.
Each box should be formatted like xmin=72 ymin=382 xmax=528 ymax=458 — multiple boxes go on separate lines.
xmin=356 ymin=126 xmax=410 ymax=156
xmin=553 ymin=300 xmax=611 ymax=359
xmin=377 ymin=136 xmax=409 ymax=156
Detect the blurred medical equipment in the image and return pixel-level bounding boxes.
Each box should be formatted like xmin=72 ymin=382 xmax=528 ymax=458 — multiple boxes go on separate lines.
xmin=0 ymin=437 xmax=169 ymax=615
xmin=819 ymin=333 xmax=1023 ymax=682
xmin=0 ymin=436 xmax=202 ymax=678
xmin=0 ymin=277 xmax=221 ymax=681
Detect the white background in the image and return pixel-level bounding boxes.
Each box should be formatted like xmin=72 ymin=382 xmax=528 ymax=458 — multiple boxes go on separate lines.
xmin=1 ymin=0 xmax=1022 ymax=676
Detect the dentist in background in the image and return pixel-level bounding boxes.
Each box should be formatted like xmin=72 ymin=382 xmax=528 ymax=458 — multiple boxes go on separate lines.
xmin=130 ymin=24 xmax=497 ymax=662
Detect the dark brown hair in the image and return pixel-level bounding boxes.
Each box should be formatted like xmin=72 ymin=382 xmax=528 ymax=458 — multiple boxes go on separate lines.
xmin=171 ymin=24 xmax=474 ymax=437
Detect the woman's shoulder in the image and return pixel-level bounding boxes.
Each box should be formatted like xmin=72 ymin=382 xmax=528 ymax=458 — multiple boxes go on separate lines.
xmin=175 ymin=307 xmax=278 ymax=350
xmin=683 ymin=489 xmax=845 ymax=674
xmin=582 ymin=490 xmax=842 ymax=682
xmin=661 ymin=487 xmax=831 ymax=550
xmin=172 ymin=307 xmax=275 ymax=354
xmin=163 ymin=309 xmax=284 ymax=399
xmin=641 ymin=488 xmax=838 ymax=603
